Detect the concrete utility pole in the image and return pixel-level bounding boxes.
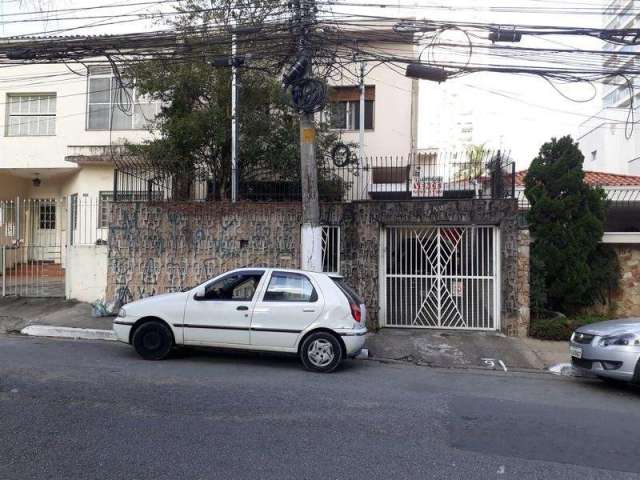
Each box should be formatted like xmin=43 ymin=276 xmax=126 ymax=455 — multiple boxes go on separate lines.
xmin=231 ymin=24 xmax=238 ymax=203
xmin=297 ymin=0 xmax=322 ymax=272
xmin=359 ymin=60 xmax=366 ymax=161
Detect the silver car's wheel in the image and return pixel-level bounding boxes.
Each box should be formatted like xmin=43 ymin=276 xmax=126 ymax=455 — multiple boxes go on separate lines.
xmin=307 ymin=339 xmax=335 ymax=367
xmin=300 ymin=332 xmax=343 ymax=373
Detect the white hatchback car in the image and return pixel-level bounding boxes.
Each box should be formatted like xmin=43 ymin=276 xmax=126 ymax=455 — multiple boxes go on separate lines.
xmin=113 ymin=268 xmax=367 ymax=372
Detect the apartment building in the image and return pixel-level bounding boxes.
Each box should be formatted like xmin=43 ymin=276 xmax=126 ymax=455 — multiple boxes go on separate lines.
xmin=578 ymin=0 xmax=640 ymax=175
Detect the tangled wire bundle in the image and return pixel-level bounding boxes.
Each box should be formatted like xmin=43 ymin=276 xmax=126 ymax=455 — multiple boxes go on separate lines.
xmin=290 ymin=77 xmax=327 ymax=113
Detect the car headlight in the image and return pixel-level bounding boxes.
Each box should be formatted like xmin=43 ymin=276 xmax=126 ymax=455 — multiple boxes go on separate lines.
xmin=599 ymin=333 xmax=640 ymax=347
xmin=117 ymin=308 xmax=126 ymax=318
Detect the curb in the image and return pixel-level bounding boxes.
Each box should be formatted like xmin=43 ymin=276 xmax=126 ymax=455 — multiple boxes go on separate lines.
xmin=20 ymin=325 xmax=116 ymax=341
xmin=364 ymin=355 xmax=553 ymax=376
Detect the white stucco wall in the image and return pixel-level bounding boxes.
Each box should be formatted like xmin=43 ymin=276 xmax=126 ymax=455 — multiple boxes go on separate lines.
xmin=327 ymin=43 xmax=418 ymax=157
xmin=65 ymin=245 xmax=108 ymax=302
xmin=0 ymin=62 xmax=152 ymax=172
xmin=0 ymin=173 xmax=29 ymax=200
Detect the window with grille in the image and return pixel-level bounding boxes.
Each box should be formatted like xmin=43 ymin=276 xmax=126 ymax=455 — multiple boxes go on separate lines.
xmin=7 ymin=94 xmax=56 ymax=136
xmin=39 ymin=204 xmax=56 ymax=230
xmin=321 ymin=226 xmax=340 ymax=274
xmin=87 ymin=66 xmax=160 ymax=130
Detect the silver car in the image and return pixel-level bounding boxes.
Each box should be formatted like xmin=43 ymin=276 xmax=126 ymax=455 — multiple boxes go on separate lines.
xmin=570 ymin=318 xmax=640 ymax=383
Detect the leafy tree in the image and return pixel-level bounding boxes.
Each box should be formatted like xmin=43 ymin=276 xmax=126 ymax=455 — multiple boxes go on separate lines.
xmin=525 ymin=135 xmax=619 ymax=314
xmin=124 ymin=0 xmax=342 ymax=200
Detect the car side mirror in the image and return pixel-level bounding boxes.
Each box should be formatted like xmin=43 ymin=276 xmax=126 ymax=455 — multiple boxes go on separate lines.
xmin=194 ymin=285 xmax=206 ymax=300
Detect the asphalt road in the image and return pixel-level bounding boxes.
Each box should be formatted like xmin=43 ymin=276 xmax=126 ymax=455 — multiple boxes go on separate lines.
xmin=1 ymin=335 xmax=639 ymax=480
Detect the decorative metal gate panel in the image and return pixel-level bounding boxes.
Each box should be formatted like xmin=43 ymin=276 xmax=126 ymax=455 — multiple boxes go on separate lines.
xmin=382 ymin=226 xmax=500 ymax=330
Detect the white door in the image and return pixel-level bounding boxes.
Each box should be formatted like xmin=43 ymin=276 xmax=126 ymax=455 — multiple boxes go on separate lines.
xmin=31 ymin=200 xmax=59 ymax=261
xmin=251 ymin=271 xmax=324 ymax=348
xmin=182 ymin=270 xmax=266 ymax=345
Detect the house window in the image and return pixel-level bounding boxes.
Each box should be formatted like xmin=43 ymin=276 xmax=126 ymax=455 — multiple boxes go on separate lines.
xmin=327 ymin=86 xmax=375 ymax=130
xmin=591 ymin=150 xmax=598 ymax=162
xmin=321 ymin=226 xmax=340 ymax=274
xmin=6 ymin=94 xmax=56 ymax=136
xmin=87 ymin=66 xmax=159 ymax=130
xmin=39 ymin=203 xmax=56 ymax=230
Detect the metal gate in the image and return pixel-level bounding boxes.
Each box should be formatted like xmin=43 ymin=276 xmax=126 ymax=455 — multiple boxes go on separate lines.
xmin=381 ymin=226 xmax=500 ymax=330
xmin=1 ymin=198 xmax=66 ymax=297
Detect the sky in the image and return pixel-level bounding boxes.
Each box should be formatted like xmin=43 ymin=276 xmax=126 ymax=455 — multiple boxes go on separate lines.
xmin=408 ymin=0 xmax=606 ymax=169
xmin=1 ymin=0 xmax=611 ymax=170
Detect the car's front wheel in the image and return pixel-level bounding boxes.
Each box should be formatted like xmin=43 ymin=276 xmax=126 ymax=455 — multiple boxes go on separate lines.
xmin=300 ymin=332 xmax=343 ymax=373
xmin=132 ymin=320 xmax=173 ymax=360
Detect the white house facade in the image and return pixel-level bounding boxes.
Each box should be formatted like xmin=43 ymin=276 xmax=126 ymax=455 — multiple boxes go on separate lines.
xmin=0 ymin=36 xmax=419 ymax=303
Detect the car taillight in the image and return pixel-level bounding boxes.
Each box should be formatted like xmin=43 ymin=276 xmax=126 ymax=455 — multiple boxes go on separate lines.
xmin=350 ymin=303 xmax=362 ymax=323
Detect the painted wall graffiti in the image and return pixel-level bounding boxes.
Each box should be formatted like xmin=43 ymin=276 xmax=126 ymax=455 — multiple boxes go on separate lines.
xmin=106 ymin=202 xmax=301 ymax=305
xmin=106 ymin=199 xmax=526 ymax=334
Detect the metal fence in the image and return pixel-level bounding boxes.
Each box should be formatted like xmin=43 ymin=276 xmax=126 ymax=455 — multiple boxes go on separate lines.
xmin=69 ymin=194 xmax=110 ymax=246
xmin=0 ymin=196 xmax=110 ymax=297
xmin=113 ymin=150 xmax=516 ymax=203
xmin=0 ymin=198 xmax=66 ymax=297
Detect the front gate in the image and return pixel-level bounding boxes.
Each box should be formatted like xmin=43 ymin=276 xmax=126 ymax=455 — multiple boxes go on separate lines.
xmin=1 ymin=198 xmax=66 ymax=297
xmin=381 ymin=226 xmax=500 ymax=330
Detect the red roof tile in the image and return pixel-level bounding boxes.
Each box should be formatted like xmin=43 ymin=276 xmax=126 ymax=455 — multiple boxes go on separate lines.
xmin=513 ymin=170 xmax=640 ymax=187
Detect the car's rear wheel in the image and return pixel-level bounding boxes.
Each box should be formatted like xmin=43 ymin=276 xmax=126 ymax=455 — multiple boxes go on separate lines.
xmin=300 ymin=332 xmax=343 ymax=373
xmin=132 ymin=320 xmax=173 ymax=360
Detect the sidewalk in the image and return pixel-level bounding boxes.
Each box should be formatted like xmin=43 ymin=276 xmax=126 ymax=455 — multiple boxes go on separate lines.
xmin=0 ymin=297 xmax=570 ymax=373
xmin=521 ymin=337 xmax=569 ymax=368
xmin=365 ymin=328 xmax=569 ymax=371
xmin=0 ymin=297 xmax=113 ymax=334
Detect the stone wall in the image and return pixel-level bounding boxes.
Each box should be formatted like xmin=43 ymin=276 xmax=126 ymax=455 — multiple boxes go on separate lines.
xmin=504 ymin=229 xmax=530 ymax=337
xmin=107 ymin=199 xmax=528 ymax=335
xmin=107 ymin=202 xmax=303 ymax=304
xmin=610 ymin=244 xmax=640 ymax=317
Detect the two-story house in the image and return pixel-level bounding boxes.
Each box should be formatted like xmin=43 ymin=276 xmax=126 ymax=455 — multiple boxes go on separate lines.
xmin=0 ymin=31 xmax=419 ymax=302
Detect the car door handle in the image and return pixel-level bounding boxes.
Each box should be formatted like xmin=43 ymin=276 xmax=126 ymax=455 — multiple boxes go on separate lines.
xmin=303 ymin=308 xmax=315 ymax=312
xmin=237 ymin=306 xmax=249 ymax=311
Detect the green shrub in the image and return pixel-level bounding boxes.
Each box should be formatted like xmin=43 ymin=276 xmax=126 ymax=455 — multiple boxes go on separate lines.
xmin=525 ymin=136 xmax=619 ymax=314
xmin=529 ymin=314 xmax=610 ymax=341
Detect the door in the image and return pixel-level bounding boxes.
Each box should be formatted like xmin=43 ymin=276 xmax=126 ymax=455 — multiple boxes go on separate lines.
xmin=251 ymin=271 xmax=324 ymax=348
xmin=382 ymin=226 xmax=500 ymax=330
xmin=31 ymin=199 xmax=59 ymax=262
xmin=183 ymin=270 xmax=266 ymax=345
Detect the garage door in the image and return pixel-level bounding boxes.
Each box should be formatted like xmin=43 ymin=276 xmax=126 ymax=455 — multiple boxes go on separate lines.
xmin=381 ymin=226 xmax=500 ymax=330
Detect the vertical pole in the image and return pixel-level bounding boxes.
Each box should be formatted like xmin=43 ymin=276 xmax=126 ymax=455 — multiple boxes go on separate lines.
xmin=231 ymin=27 xmax=238 ymax=203
xmin=511 ymin=160 xmax=516 ymax=199
xmin=298 ymin=0 xmax=322 ymax=271
xmin=359 ymin=60 xmax=365 ymax=162
xmin=113 ymin=169 xmax=119 ymax=202
xmin=2 ymin=245 xmax=5 ymax=297
xmin=300 ymin=112 xmax=322 ymax=271
xmin=15 ymin=196 xmax=20 ymax=246
xmin=65 ymin=195 xmax=72 ymax=299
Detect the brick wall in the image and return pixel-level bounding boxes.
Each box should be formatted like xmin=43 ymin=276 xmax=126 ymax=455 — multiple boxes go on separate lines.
xmin=107 ymin=199 xmax=529 ymax=335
